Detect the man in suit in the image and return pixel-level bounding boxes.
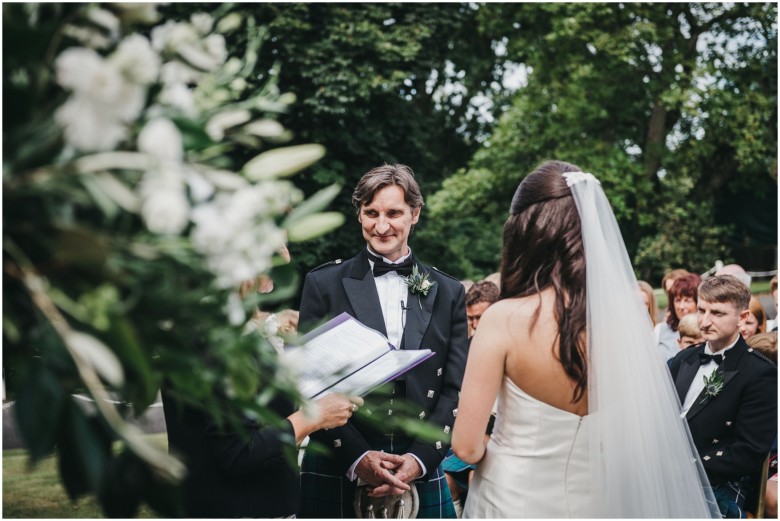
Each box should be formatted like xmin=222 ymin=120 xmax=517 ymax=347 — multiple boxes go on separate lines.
xmin=298 ymin=164 xmax=469 ymax=518
xmin=669 ymin=275 xmax=777 ymax=517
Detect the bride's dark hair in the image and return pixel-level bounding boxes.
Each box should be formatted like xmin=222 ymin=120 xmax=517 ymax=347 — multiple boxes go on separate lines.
xmin=501 ymin=160 xmax=587 ymax=402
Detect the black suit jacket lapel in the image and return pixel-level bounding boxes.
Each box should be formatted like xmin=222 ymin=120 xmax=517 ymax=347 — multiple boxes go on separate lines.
xmin=686 ymin=339 xmax=745 ymax=420
xmin=342 ymin=250 xmax=387 ymax=337
xmin=675 ymin=345 xmax=703 ymax=403
xmin=401 ymin=262 xmax=437 ymax=351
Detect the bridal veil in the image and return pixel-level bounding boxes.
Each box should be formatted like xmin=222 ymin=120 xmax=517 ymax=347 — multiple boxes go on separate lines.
xmin=565 ymin=172 xmax=720 ymax=518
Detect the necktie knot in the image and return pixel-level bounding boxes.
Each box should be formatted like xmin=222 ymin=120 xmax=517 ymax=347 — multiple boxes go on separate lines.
xmin=698 ymin=352 xmax=723 ymax=366
xmin=368 ymin=253 xmax=414 ymax=277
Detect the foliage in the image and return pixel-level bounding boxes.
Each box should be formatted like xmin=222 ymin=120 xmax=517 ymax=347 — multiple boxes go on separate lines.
xmin=3 ymin=4 xmax=343 ymax=516
xmin=418 ymin=3 xmax=777 ymax=282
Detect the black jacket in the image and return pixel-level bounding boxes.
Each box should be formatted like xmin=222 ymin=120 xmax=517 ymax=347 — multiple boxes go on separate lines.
xmin=669 ymin=336 xmax=777 ymax=485
xmin=161 ymin=387 xmax=300 ymax=517
xmin=299 ymin=249 xmax=469 ymax=477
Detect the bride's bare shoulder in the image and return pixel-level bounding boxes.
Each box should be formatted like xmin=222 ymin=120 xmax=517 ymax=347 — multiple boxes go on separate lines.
xmin=478 ymin=294 xmax=545 ymax=332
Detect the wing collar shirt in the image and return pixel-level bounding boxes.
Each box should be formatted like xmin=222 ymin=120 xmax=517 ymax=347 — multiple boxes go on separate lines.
xmin=346 ymin=246 xmax=426 ymax=481
xmin=681 ymin=336 xmax=739 ymax=417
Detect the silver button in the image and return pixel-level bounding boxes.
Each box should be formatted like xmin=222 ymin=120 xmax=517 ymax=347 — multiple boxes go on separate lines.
xmin=703 ymin=455 xmax=711 ymax=461
xmin=452 ymin=408 xmax=458 ymax=417
xmin=427 ymin=390 xmax=435 ymax=398
xmin=334 ymin=439 xmax=342 ymax=447
xmin=388 ymin=409 xmax=393 ymax=415
xmin=443 ymin=426 xmax=450 ymax=434
xmin=419 ymin=411 xmax=426 ymax=420
xmin=716 ymin=451 xmax=723 ymax=456
xmin=435 ymin=441 xmax=442 ymax=450
xmin=712 ymin=439 xmax=719 ymax=444
xmin=437 ymin=368 xmax=443 ymax=376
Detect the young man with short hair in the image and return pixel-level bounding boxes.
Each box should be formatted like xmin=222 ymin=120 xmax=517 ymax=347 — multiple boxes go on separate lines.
xmin=669 ymin=275 xmax=777 ymax=517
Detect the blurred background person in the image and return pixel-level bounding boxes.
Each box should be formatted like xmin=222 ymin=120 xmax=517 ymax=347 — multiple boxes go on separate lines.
xmin=715 ymin=263 xmax=752 ymax=288
xmin=655 ymin=273 xmax=701 ymax=360
xmin=767 ymin=274 xmax=778 ymax=332
xmin=465 ymin=281 xmax=500 ymax=338
xmin=746 ymin=331 xmax=777 ymax=364
xmin=638 ymin=280 xmax=658 ymax=326
xmin=677 ymin=313 xmax=703 ymax=350
xmin=740 ymin=296 xmax=766 ymax=342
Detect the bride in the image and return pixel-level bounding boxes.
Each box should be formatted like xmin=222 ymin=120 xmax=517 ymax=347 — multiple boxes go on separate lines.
xmin=452 ymin=161 xmax=719 ymax=518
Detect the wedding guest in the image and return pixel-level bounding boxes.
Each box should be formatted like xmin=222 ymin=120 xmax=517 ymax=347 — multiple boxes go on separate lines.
xmin=662 ymin=268 xmax=692 ymax=294
xmin=768 ymin=275 xmax=778 ymax=331
xmin=669 ymin=275 xmax=777 ymax=518
xmin=638 ymin=280 xmax=658 ymax=326
xmin=298 ymin=163 xmax=468 ymax=518
xmin=465 ymin=281 xmax=499 ymax=337
xmin=677 ymin=313 xmax=703 ymax=350
xmin=716 ymin=263 xmax=752 ymax=288
xmin=655 ymin=273 xmax=701 ymax=360
xmin=444 ymin=280 xmax=499 ymax=516
xmin=746 ymin=331 xmax=777 ymax=364
xmin=739 ymin=296 xmax=766 ymax=342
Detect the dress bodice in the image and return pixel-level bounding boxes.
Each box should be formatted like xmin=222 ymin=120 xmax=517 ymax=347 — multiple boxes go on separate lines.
xmin=464 ymin=376 xmax=591 ymax=518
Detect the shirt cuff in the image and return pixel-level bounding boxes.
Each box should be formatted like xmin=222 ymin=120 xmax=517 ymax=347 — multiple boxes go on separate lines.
xmin=409 ymin=453 xmax=427 ymax=479
xmin=347 ymin=451 xmax=371 ymax=481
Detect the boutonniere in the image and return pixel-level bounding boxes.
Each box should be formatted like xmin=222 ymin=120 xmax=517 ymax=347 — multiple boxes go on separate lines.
xmin=699 ymin=370 xmax=725 ymax=404
xmin=405 ymin=264 xmax=436 ymax=297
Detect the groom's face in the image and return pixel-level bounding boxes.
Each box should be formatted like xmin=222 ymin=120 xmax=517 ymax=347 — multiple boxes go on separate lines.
xmin=358 ymin=184 xmax=420 ymax=262
xmin=697 ymin=298 xmax=749 ymax=351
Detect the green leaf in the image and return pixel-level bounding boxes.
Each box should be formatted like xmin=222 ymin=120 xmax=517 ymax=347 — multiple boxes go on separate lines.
xmin=286 ymin=212 xmax=345 ymax=242
xmin=15 ymin=361 xmax=65 ymax=462
xmin=57 ymin=403 xmax=112 ymax=500
xmin=283 ymin=183 xmax=342 ymax=228
xmin=243 ymin=144 xmax=325 ymax=180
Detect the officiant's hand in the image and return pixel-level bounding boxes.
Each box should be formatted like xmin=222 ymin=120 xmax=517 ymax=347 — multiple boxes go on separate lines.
xmin=368 ymin=454 xmax=422 ymax=496
xmin=288 ymin=394 xmax=362 ymax=444
xmin=356 ymin=451 xmax=410 ymax=492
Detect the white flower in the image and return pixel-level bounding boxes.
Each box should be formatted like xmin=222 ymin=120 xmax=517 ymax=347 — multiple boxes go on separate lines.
xmin=138 ymin=118 xmax=182 ymax=162
xmin=160 ymin=61 xmax=202 ymax=85
xmin=87 ymin=7 xmax=120 ymax=40
xmin=111 ymin=35 xmax=159 ymax=85
xmin=113 ymin=3 xmax=160 ymax=24
xmin=140 ymin=186 xmax=190 ymax=235
xmin=205 ymin=110 xmax=251 ymax=141
xmin=55 ymin=47 xmax=104 ymax=91
xmin=225 ymin=292 xmax=246 ymax=326
xmin=204 ymin=34 xmax=227 ymax=65
xmin=151 ymin=20 xmax=198 ymax=55
xmin=562 ymin=172 xmax=600 ymax=187
xmin=190 ymin=13 xmax=214 ymax=35
xmin=55 ymin=96 xmax=127 ymax=152
xmin=158 ymin=82 xmax=196 ymax=115
xmin=183 ymin=168 xmax=215 ymax=203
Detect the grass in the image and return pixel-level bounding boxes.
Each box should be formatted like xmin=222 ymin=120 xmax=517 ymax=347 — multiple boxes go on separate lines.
xmin=3 ymin=433 xmax=168 ymax=518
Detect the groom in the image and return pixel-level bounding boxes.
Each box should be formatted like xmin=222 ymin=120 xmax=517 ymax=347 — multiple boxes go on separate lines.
xmin=298 ymin=164 xmax=469 ymax=518
xmin=669 ymin=275 xmax=777 ymax=517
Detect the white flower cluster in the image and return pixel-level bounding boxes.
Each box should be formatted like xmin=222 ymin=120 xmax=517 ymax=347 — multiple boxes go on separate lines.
xmin=55 ymin=35 xmax=159 ymax=152
xmin=55 ymin=8 xmax=307 ymax=297
xmin=191 ymin=181 xmax=303 ymax=288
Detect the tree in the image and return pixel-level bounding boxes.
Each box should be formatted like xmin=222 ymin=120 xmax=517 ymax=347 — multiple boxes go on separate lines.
xmin=418 ymin=3 xmax=777 ymax=282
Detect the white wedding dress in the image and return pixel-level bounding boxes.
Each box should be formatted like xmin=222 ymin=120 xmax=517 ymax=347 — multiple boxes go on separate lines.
xmin=464 ymin=376 xmax=591 ymax=518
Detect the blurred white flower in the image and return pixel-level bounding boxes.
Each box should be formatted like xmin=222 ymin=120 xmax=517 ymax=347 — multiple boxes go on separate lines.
xmin=151 ymin=20 xmax=198 ymax=55
xmin=190 ymin=13 xmax=214 ymax=35
xmin=140 ymin=186 xmax=190 ymax=235
xmin=56 ymin=47 xmax=104 ymax=91
xmin=159 ymin=82 xmax=196 ymax=115
xmin=183 ymin=167 xmax=215 ymax=203
xmin=205 ymin=109 xmax=251 ymax=141
xmin=225 ymin=292 xmax=246 ymax=326
xmin=87 ymin=7 xmax=120 ymax=40
xmin=204 ymin=34 xmax=227 ymax=64
xmin=138 ymin=117 xmax=183 ymax=162
xmin=111 ymin=35 xmax=159 ymax=85
xmin=56 ymin=96 xmax=127 ymax=152
xmin=160 ymin=61 xmax=202 ymax=85
xmin=113 ymin=3 xmax=160 ymax=24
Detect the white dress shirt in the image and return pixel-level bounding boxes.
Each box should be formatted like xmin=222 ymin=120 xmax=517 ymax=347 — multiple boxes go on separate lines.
xmin=680 ymin=337 xmax=739 ymax=417
xmin=346 ymin=247 xmax=426 ymax=481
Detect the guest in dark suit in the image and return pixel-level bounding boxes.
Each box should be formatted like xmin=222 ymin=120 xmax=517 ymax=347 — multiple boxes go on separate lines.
xmin=669 ymin=275 xmax=777 ymax=517
xmin=162 ymin=367 xmax=360 ymax=517
xmin=298 ymin=164 xmax=469 ymax=518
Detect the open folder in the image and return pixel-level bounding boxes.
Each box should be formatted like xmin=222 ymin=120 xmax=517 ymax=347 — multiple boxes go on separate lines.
xmin=282 ymin=312 xmax=434 ymax=399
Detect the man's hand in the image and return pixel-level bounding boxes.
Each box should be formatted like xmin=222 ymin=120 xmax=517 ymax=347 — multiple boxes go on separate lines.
xmin=367 ymin=454 xmax=423 ymax=497
xmin=355 ymin=451 xmax=410 ymax=491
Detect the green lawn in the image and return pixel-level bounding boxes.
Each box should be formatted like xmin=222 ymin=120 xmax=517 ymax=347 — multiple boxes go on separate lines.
xmin=3 ymin=434 xmax=168 ymax=518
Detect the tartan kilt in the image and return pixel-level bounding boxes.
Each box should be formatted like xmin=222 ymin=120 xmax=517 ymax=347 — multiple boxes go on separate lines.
xmin=300 ymin=443 xmax=455 ymax=519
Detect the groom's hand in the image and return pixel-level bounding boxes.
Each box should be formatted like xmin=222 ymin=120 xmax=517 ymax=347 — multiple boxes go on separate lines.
xmin=368 ymin=454 xmax=422 ymax=496
xmin=355 ymin=451 xmax=410 ymax=491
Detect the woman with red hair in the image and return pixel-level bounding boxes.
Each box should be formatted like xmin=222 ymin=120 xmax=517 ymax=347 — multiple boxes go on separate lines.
xmin=655 ymin=273 xmax=702 ymax=360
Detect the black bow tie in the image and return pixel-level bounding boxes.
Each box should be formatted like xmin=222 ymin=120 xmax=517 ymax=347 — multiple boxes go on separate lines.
xmin=698 ymin=353 xmax=723 ymax=366
xmin=368 ymin=253 xmax=414 ymax=277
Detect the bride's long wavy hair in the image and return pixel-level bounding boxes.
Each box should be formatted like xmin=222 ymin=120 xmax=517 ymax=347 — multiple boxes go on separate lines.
xmin=500 ymin=160 xmax=587 ymax=402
